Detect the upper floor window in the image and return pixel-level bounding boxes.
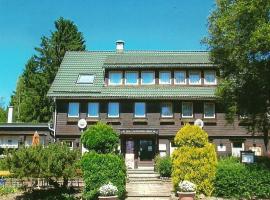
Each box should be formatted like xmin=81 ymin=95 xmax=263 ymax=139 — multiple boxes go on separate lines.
xmin=141 ymin=71 xmax=155 ymax=85
xmin=68 ymin=102 xmax=79 ymax=117
xmin=125 ymin=71 xmax=138 ymax=85
xmin=182 ymin=102 xmax=193 ymax=118
xmin=108 ymin=102 xmax=119 ymax=118
xmin=88 ymin=102 xmax=99 ymax=117
xmin=159 ymin=71 xmax=171 ymax=84
xmin=77 ymin=74 xmax=95 ymax=84
xmin=174 ymin=71 xmax=186 ymax=84
xmin=161 ymin=103 xmax=173 ymax=118
xmin=108 ymin=71 xmax=122 ymax=85
xmin=204 ymin=71 xmax=216 ymax=85
xmin=134 ymin=102 xmax=146 ymax=117
xmin=189 ymin=71 xmax=201 ymax=85
xmin=204 ymin=102 xmax=215 ymax=118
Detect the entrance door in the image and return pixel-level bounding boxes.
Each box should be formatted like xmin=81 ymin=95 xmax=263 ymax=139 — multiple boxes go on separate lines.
xmin=139 ymin=139 xmax=154 ymax=161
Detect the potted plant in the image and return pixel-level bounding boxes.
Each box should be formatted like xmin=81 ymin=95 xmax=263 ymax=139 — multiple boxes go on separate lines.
xmin=177 ymin=180 xmax=196 ymax=200
xmin=98 ymin=182 xmax=118 ymax=200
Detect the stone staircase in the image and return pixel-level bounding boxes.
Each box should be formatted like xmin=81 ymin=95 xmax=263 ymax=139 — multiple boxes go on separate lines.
xmin=126 ymin=167 xmax=173 ymax=200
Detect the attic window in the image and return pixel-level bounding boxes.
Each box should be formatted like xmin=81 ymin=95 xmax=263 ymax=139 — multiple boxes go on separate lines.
xmin=77 ymin=74 xmax=94 ymax=84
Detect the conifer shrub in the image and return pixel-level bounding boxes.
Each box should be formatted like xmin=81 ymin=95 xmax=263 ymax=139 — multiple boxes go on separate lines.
xmin=81 ymin=152 xmax=126 ymax=200
xmin=172 ymin=124 xmax=217 ymax=196
xmin=154 ymin=155 xmax=172 ymax=177
xmin=81 ymin=122 xmax=119 ymax=153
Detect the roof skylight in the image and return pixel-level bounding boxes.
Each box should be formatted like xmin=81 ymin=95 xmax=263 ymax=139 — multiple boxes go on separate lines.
xmin=77 ymin=74 xmax=94 ymax=84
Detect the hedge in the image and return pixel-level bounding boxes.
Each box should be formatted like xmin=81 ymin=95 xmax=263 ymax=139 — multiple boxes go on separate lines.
xmin=81 ymin=152 xmax=126 ymax=200
xmin=154 ymin=155 xmax=172 ymax=177
xmin=214 ymin=157 xmax=270 ymax=199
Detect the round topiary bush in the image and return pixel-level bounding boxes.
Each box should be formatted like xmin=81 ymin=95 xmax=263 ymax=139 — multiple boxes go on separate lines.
xmin=81 ymin=122 xmax=119 ymax=153
xmin=81 ymin=152 xmax=126 ymax=200
xmin=172 ymin=124 xmax=217 ymax=196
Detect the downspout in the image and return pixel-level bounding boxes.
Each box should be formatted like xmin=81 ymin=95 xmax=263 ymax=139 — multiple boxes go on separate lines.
xmin=48 ymin=97 xmax=57 ymax=142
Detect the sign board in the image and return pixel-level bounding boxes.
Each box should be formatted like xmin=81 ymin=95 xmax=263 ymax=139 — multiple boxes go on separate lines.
xmin=194 ymin=119 xmax=204 ymax=128
xmin=125 ymin=153 xmax=135 ymax=169
xmin=159 ymin=144 xmax=167 ymax=151
xmin=241 ymin=151 xmax=255 ymax=164
xmin=78 ymin=119 xmax=87 ymax=129
xmin=249 ymin=146 xmax=262 ymax=156
xmin=217 ymin=144 xmax=226 ymax=152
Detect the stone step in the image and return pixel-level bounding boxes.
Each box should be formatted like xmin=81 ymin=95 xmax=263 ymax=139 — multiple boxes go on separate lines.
xmin=128 ymin=173 xmax=159 ymax=178
xmin=126 ymin=197 xmax=171 ymax=200
xmin=128 ymin=170 xmax=157 ymax=174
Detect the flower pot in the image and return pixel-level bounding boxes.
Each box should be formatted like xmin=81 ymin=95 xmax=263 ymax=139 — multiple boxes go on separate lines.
xmin=98 ymin=196 xmax=118 ymax=200
xmin=177 ymin=191 xmax=196 ymax=200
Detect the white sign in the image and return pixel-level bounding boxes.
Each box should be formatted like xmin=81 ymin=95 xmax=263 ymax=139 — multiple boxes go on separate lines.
xmin=194 ymin=119 xmax=204 ymax=128
xmin=217 ymin=144 xmax=226 ymax=152
xmin=125 ymin=153 xmax=135 ymax=169
xmin=159 ymin=144 xmax=167 ymax=151
xmin=249 ymin=147 xmax=262 ymax=156
xmin=78 ymin=119 xmax=87 ymax=129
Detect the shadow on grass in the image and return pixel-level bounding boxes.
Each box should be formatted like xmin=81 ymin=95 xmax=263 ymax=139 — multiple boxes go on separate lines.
xmin=14 ymin=187 xmax=82 ymax=200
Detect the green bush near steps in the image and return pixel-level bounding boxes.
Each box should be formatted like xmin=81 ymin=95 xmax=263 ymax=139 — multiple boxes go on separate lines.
xmin=154 ymin=155 xmax=172 ymax=177
xmin=214 ymin=157 xmax=270 ymax=199
xmin=81 ymin=152 xmax=126 ymax=200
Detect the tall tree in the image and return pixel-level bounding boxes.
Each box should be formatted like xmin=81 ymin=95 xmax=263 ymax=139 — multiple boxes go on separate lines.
xmin=11 ymin=17 xmax=85 ymax=122
xmin=205 ymin=0 xmax=270 ymax=149
xmin=0 ymin=97 xmax=7 ymax=123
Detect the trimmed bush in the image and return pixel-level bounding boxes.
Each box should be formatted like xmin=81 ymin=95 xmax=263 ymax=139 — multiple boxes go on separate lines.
xmin=81 ymin=122 xmax=119 ymax=153
xmin=214 ymin=157 xmax=270 ymax=199
xmin=172 ymin=124 xmax=217 ymax=196
xmin=81 ymin=152 xmax=126 ymax=200
xmin=154 ymin=155 xmax=172 ymax=177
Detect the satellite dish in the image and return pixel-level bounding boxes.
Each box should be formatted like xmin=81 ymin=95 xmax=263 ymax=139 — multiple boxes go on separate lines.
xmin=78 ymin=119 xmax=87 ymax=129
xmin=194 ymin=119 xmax=204 ymax=129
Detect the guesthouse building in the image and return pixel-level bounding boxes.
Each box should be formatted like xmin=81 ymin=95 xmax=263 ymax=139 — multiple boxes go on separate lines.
xmin=47 ymin=41 xmax=266 ymax=168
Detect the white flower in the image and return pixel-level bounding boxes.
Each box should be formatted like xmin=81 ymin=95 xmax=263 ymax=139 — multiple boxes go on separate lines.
xmin=178 ymin=180 xmax=196 ymax=192
xmin=99 ymin=182 xmax=118 ymax=196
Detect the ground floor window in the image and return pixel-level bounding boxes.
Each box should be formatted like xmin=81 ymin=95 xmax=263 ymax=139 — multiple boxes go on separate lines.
xmin=182 ymin=102 xmax=193 ymax=118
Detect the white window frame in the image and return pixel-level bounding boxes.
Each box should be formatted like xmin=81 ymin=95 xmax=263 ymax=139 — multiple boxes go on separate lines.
xmin=159 ymin=71 xmax=171 ymax=85
xmin=161 ymin=103 xmax=173 ymax=118
xmin=108 ymin=71 xmax=123 ymax=85
xmin=68 ymin=102 xmax=80 ymax=117
xmin=134 ymin=102 xmax=146 ymax=118
xmin=87 ymin=102 xmax=99 ymax=118
xmin=174 ymin=71 xmax=186 ymax=85
xmin=204 ymin=70 xmax=217 ymax=85
xmin=188 ymin=71 xmax=201 ymax=85
xmin=108 ymin=102 xmax=120 ymax=118
xmin=182 ymin=102 xmax=193 ymax=118
xmin=125 ymin=71 xmax=139 ymax=85
xmin=204 ymin=102 xmax=216 ymax=118
xmin=77 ymin=74 xmax=95 ymax=84
xmin=61 ymin=140 xmax=74 ymax=150
xmin=141 ymin=71 xmax=155 ymax=85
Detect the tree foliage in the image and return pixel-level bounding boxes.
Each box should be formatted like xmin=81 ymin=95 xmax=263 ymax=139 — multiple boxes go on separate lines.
xmin=172 ymin=124 xmax=217 ymax=196
xmin=5 ymin=143 xmax=80 ymax=188
xmin=81 ymin=122 xmax=119 ymax=154
xmin=205 ymin=0 xmax=270 ymax=149
xmin=11 ymin=17 xmax=86 ymax=122
xmin=0 ymin=97 xmax=7 ymax=123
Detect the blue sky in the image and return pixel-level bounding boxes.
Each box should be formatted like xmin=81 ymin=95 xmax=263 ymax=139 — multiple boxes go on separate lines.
xmin=0 ymin=0 xmax=215 ymax=106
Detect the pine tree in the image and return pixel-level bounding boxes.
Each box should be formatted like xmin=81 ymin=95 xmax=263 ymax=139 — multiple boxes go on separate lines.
xmin=11 ymin=17 xmax=86 ymax=122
